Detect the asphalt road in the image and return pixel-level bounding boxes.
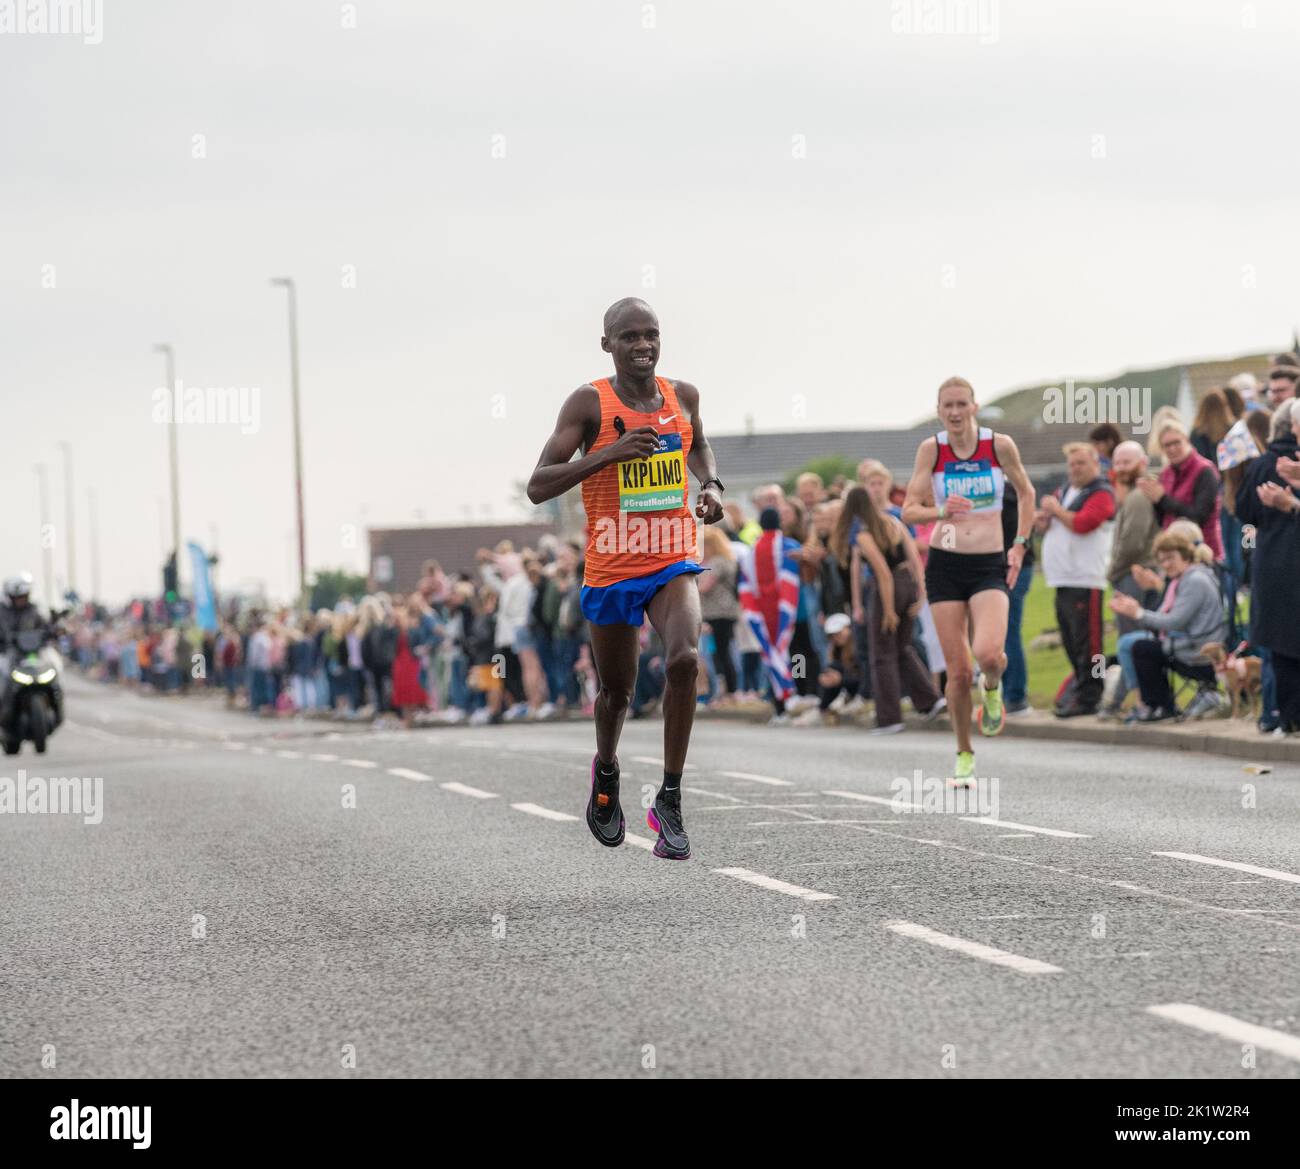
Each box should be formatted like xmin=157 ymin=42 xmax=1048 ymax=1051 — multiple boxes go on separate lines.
xmin=3 ymin=674 xmax=1300 ymax=1079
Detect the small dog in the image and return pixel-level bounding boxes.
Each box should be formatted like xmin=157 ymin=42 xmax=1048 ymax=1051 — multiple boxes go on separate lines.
xmin=1200 ymin=642 xmax=1263 ymax=719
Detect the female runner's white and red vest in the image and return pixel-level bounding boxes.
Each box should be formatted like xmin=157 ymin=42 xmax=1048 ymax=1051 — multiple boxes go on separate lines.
xmin=931 ymin=426 xmax=1005 ymax=516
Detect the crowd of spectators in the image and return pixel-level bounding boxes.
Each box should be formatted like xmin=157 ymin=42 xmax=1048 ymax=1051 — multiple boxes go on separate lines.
xmin=62 ymin=357 xmax=1300 ymax=737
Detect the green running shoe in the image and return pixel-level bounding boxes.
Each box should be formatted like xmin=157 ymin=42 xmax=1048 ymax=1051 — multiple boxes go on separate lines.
xmin=948 ymin=750 xmax=976 ymax=789
xmin=978 ymin=683 xmax=1004 ymax=737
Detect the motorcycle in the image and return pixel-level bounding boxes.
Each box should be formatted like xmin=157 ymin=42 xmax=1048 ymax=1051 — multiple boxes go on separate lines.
xmin=2 ymin=627 xmax=63 ymax=755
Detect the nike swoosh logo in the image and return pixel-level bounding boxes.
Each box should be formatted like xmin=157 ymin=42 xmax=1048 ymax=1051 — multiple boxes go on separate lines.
xmin=659 ymin=414 xmax=676 ymax=425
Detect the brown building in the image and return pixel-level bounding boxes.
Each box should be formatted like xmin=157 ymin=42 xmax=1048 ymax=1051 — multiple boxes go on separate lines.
xmin=368 ymin=521 xmax=557 ymax=594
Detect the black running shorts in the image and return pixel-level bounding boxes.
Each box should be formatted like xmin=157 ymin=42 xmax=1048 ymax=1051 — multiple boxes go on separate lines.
xmin=924 ymin=547 xmax=1009 ymax=605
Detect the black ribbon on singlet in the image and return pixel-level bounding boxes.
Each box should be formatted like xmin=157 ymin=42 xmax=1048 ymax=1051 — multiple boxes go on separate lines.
xmin=613 ymin=416 xmax=626 ymax=436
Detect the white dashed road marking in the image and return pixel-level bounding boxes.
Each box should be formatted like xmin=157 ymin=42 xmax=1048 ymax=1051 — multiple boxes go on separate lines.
xmin=631 ymin=756 xmax=696 ymax=770
xmin=511 ymin=802 xmax=581 ymax=822
xmin=713 ymin=867 xmax=837 ymax=902
xmin=1154 ymin=852 xmax=1300 ymax=886
xmin=308 ymin=753 xmax=338 ymax=762
xmin=388 ymin=767 xmax=432 ymax=782
xmin=823 ymin=789 xmax=915 ymax=811
xmin=961 ymin=817 xmax=1090 ymax=839
xmin=720 ymin=770 xmax=794 ymax=787
xmin=340 ymin=758 xmax=378 ymax=769
xmin=441 ymin=781 xmax=498 ymax=799
xmin=885 ymin=920 xmax=1064 ymax=975
xmin=681 ymin=786 xmax=745 ymax=803
xmin=1148 ymin=1004 xmax=1300 ymax=1061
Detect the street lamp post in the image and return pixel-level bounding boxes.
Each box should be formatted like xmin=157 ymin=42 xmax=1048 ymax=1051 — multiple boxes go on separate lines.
xmin=153 ymin=343 xmax=181 ymax=581
xmin=34 ymin=463 xmax=55 ymax=611
xmin=270 ymin=278 xmax=307 ymax=605
xmin=58 ymin=440 xmax=76 ymax=599
xmin=88 ymin=487 xmax=101 ymax=604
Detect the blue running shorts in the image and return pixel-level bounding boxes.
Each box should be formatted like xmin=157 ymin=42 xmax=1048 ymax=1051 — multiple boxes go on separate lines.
xmin=580 ymin=561 xmax=705 ymax=627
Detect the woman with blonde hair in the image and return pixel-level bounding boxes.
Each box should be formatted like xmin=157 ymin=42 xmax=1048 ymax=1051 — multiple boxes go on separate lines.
xmin=1139 ymin=419 xmax=1224 ymax=560
xmin=697 ymin=525 xmax=740 ymax=701
xmin=1146 ymin=406 xmax=1186 ymax=463
xmin=902 ymin=377 xmax=1036 ymax=783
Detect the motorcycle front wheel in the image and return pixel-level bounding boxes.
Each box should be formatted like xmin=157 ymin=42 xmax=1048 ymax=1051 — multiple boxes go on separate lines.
xmin=29 ymin=692 xmax=48 ymax=754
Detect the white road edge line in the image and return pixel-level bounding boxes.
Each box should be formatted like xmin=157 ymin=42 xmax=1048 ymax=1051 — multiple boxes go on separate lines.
xmin=713 ymin=867 xmax=837 ymax=902
xmin=387 ymin=767 xmax=432 ymax=782
xmin=1154 ymin=851 xmax=1300 ymax=886
xmin=884 ymin=919 xmax=1063 ymax=975
xmin=624 ymin=833 xmax=656 ymax=851
xmin=961 ymin=817 xmax=1091 ymax=839
xmin=1148 ymin=1004 xmax=1300 ymax=1061
xmin=720 ymin=770 xmax=793 ymax=787
xmin=440 ymin=781 xmax=497 ymax=799
xmin=511 ymin=802 xmax=580 ymax=822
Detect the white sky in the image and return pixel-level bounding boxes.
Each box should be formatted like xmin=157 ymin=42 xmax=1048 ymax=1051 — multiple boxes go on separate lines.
xmin=3 ymin=0 xmax=1298 ymax=604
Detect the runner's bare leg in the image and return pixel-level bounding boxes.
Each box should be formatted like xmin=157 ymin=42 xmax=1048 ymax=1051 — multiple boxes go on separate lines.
xmin=588 ymin=623 xmax=640 ymax=766
xmin=931 ymin=600 xmax=975 ymax=756
xmin=646 ymin=574 xmax=703 ymax=775
xmin=968 ymin=589 xmax=1010 ymax=691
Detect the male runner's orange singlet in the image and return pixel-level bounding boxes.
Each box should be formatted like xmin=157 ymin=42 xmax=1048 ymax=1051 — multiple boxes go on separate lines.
xmin=581 ymin=377 xmax=698 ymax=588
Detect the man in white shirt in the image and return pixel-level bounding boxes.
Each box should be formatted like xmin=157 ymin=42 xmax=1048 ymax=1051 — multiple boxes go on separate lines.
xmin=1038 ymin=443 xmax=1117 ymax=717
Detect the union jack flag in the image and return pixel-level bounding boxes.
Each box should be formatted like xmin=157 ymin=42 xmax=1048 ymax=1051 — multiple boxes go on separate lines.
xmin=737 ymin=530 xmax=801 ymax=702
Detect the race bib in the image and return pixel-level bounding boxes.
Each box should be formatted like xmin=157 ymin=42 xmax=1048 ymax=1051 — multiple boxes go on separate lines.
xmin=618 ymin=432 xmax=686 ymax=512
xmin=943 ymin=459 xmax=995 ymax=511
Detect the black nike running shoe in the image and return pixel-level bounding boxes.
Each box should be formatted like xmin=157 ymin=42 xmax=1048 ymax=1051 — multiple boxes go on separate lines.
xmin=647 ymin=786 xmax=690 ymax=860
xmin=586 ymin=756 xmax=625 ymax=847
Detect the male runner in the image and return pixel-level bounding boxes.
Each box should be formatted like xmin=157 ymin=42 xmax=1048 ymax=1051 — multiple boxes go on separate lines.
xmin=526 ymin=299 xmax=724 ymax=858
xmin=903 ymin=377 xmax=1035 ymax=785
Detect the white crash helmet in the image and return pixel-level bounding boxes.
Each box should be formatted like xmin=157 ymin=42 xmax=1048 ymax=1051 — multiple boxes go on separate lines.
xmin=4 ymin=572 xmax=34 ymax=600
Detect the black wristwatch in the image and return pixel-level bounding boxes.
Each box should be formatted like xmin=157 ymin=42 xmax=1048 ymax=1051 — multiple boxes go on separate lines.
xmin=701 ymin=476 xmax=725 ymax=494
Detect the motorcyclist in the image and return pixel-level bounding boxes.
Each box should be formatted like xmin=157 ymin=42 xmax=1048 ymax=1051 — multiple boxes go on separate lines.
xmin=1 ymin=573 xmax=63 ymax=729
xmin=0 ymin=573 xmax=51 ymax=638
